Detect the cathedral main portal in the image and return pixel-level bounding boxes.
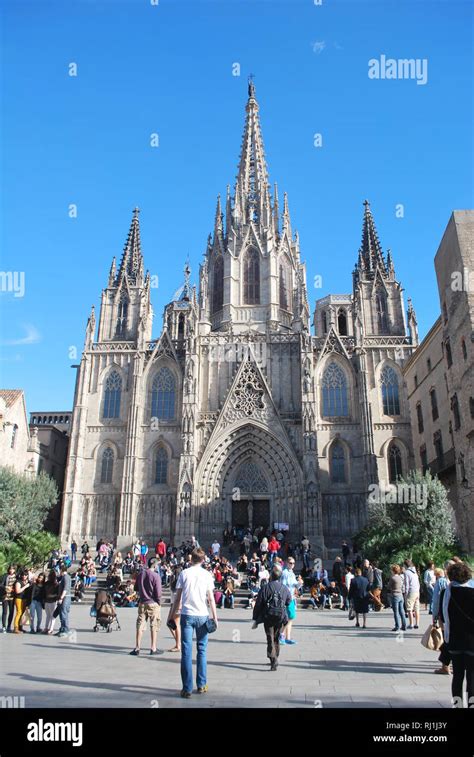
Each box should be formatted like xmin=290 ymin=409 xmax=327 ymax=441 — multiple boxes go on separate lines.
xmin=231 ymin=498 xmax=270 ymax=533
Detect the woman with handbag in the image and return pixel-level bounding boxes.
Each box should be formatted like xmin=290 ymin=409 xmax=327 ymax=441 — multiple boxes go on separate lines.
xmin=348 ymin=568 xmax=370 ymax=628
xmin=442 ymin=561 xmax=474 ymax=707
xmin=13 ymin=572 xmax=30 ymax=633
xmin=43 ymin=570 xmax=59 ymax=634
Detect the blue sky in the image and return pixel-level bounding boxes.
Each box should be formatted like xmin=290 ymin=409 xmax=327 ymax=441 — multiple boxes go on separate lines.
xmin=1 ymin=0 xmax=473 ymax=410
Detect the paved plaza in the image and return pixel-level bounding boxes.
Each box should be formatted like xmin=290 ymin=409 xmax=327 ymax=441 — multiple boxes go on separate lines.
xmin=0 ymin=603 xmax=454 ymax=709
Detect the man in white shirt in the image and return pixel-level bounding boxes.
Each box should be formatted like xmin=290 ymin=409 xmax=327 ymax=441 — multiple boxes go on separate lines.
xmin=211 ymin=540 xmax=221 ymax=557
xmin=169 ymin=548 xmax=218 ymax=699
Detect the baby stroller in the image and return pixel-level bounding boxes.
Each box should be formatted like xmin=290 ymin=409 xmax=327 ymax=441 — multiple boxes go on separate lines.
xmin=92 ymin=589 xmax=121 ymax=632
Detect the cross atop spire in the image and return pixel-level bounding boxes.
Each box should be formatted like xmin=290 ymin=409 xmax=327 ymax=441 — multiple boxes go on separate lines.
xmin=116 ymin=207 xmax=144 ymax=285
xmin=357 ymin=200 xmax=388 ymax=276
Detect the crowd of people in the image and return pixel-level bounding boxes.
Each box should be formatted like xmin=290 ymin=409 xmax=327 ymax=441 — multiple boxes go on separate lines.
xmin=1 ymin=531 xmax=473 ymax=706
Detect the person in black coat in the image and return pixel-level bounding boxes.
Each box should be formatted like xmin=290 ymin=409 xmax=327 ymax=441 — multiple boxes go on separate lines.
xmin=348 ymin=568 xmax=370 ymax=628
xmin=443 ymin=561 xmax=474 ymax=708
xmin=252 ymin=563 xmax=291 ymax=671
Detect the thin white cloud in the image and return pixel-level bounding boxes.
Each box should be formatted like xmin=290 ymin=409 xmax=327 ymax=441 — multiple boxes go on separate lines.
xmin=2 ymin=324 xmax=41 ymax=346
xmin=312 ymin=41 xmax=326 ymax=55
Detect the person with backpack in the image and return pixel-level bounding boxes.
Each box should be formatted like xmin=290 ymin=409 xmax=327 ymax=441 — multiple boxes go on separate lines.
xmin=252 ymin=563 xmax=292 ymax=671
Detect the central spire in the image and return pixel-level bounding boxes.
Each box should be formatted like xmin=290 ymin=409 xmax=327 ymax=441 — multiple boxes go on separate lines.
xmin=357 ymin=200 xmax=388 ymax=276
xmin=235 ymin=77 xmax=271 ymax=226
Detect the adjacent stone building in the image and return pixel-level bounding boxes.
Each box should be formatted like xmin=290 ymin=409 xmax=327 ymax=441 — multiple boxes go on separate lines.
xmin=435 ymin=212 xmax=473 ymax=550
xmin=60 ymin=82 xmax=418 ymax=552
xmin=29 ymin=413 xmax=72 ymax=533
xmin=0 ymin=390 xmax=35 ymax=475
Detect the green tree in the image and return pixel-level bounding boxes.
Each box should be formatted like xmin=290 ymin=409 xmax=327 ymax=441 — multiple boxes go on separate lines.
xmin=0 ymin=467 xmax=58 ymax=542
xmin=354 ymin=470 xmax=460 ymax=573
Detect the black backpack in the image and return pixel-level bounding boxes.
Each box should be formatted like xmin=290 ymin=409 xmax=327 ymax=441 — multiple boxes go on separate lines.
xmin=264 ymin=585 xmax=286 ymax=625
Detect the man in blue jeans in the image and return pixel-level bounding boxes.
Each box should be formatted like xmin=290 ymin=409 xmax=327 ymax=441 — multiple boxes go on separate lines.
xmin=57 ymin=564 xmax=72 ymax=638
xmin=169 ymin=548 xmax=218 ymax=699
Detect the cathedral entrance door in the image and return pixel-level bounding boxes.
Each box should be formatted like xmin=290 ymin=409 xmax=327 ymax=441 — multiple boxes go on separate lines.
xmin=231 ymin=499 xmax=270 ymax=537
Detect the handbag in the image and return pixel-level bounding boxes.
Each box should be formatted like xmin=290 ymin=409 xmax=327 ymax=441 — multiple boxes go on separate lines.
xmin=20 ymin=608 xmax=31 ymax=626
xmin=287 ymin=599 xmax=296 ymax=620
xmin=421 ymin=624 xmax=444 ymax=651
xmin=205 ymin=618 xmax=217 ymax=634
xmin=53 ymin=604 xmax=61 ymax=618
xmin=348 ymin=605 xmax=356 ymax=621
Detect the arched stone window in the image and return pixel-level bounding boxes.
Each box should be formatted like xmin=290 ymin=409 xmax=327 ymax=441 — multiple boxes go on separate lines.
xmin=178 ymin=313 xmax=185 ymax=341
xmin=100 ymin=447 xmax=114 ymax=484
xmin=103 ymin=370 xmax=122 ymax=419
xmin=151 ymin=367 xmax=176 ymax=420
xmin=322 ymin=311 xmax=327 ymax=334
xmin=376 ymin=289 xmax=389 ymax=332
xmin=330 ymin=442 xmax=346 ymax=483
xmin=155 ymin=447 xmax=168 ymax=484
xmin=388 ymin=442 xmax=403 ymax=483
xmin=337 ymin=308 xmax=348 ymax=336
xmin=212 ymin=255 xmax=224 ymax=313
xmin=243 ymin=247 xmax=260 ymax=304
xmin=322 ymin=362 xmax=349 ymax=417
xmin=279 ymin=264 xmax=290 ymax=310
xmin=116 ymin=293 xmax=129 ymax=337
xmin=380 ymin=365 xmax=400 ymax=415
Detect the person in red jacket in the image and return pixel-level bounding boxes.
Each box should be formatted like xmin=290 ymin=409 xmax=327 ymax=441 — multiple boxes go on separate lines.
xmin=155 ymin=538 xmax=167 ymax=559
xmin=268 ymin=535 xmax=280 ymax=566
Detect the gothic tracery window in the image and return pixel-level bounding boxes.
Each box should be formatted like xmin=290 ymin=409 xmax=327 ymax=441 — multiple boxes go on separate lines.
xmin=151 ymin=367 xmax=176 ymax=420
xmin=380 ymin=365 xmax=400 ymax=415
xmin=322 ymin=362 xmax=349 ymax=417
xmin=330 ymin=442 xmax=346 ymax=483
xmin=243 ymin=247 xmax=260 ymax=305
xmin=375 ymin=289 xmax=389 ymax=333
xmin=212 ymin=255 xmax=224 ymax=313
xmin=116 ymin=294 xmax=129 ymax=337
xmin=388 ymin=443 xmax=403 ymax=483
xmin=103 ymin=370 xmax=122 ymax=419
xmin=101 ymin=447 xmax=114 ymax=484
xmin=234 ymin=461 xmax=269 ymax=493
xmin=279 ymin=264 xmax=290 ymax=310
xmin=155 ymin=447 xmax=168 ymax=484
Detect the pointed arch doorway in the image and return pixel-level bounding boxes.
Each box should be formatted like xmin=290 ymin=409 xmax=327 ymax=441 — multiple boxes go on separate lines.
xmin=231 ymin=461 xmax=270 ymax=534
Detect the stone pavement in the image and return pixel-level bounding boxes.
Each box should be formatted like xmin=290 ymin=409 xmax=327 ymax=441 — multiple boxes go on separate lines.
xmin=0 ymin=603 xmax=454 ymax=708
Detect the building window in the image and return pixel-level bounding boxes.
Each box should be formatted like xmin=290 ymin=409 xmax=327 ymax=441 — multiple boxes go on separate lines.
xmin=100 ymin=447 xmax=114 ymax=484
xmin=322 ymin=362 xmax=349 ymax=417
xmin=420 ymin=444 xmax=428 ymax=474
xmin=380 ymin=365 xmax=400 ymax=415
xmin=461 ymin=338 xmax=467 ymax=360
xmin=155 ymin=447 xmax=168 ymax=484
xmin=151 ymin=367 xmax=176 ymax=420
xmin=414 ymin=374 xmax=418 ymax=389
xmin=11 ymin=424 xmax=18 ymax=449
xmin=388 ymin=443 xmax=403 ymax=483
xmin=416 ymin=403 xmax=424 ymax=434
xmin=470 ymin=397 xmax=474 ymax=419
xmin=279 ymin=264 xmax=289 ymax=310
xmin=337 ymin=309 xmax=348 ymax=336
xmin=103 ymin=371 xmax=122 ymax=419
xmin=433 ymin=430 xmax=443 ymax=466
xmin=443 ymin=301 xmax=448 ymax=323
xmin=430 ymin=388 xmax=439 ymax=421
xmin=212 ymin=255 xmax=224 ymax=313
xmin=243 ymin=247 xmax=260 ymax=305
xmin=451 ymin=394 xmax=461 ymax=431
xmin=177 ymin=313 xmax=185 ymax=342
xmin=376 ymin=289 xmax=389 ymax=333
xmin=116 ymin=294 xmax=129 ymax=338
xmin=322 ymin=311 xmax=327 ymax=334
xmin=330 ymin=442 xmax=346 ymax=483
xmin=445 ymin=338 xmax=453 ymax=368
xmin=427 ymin=358 xmax=431 ymax=373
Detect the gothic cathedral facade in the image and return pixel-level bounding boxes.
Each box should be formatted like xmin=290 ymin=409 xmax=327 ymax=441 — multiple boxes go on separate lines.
xmin=60 ymin=83 xmax=419 ymax=553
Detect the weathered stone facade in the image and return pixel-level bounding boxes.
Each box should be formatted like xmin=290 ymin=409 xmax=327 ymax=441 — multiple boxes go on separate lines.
xmin=434 ymin=212 xmax=474 ymax=551
xmin=60 ymin=83 xmax=417 ymax=552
